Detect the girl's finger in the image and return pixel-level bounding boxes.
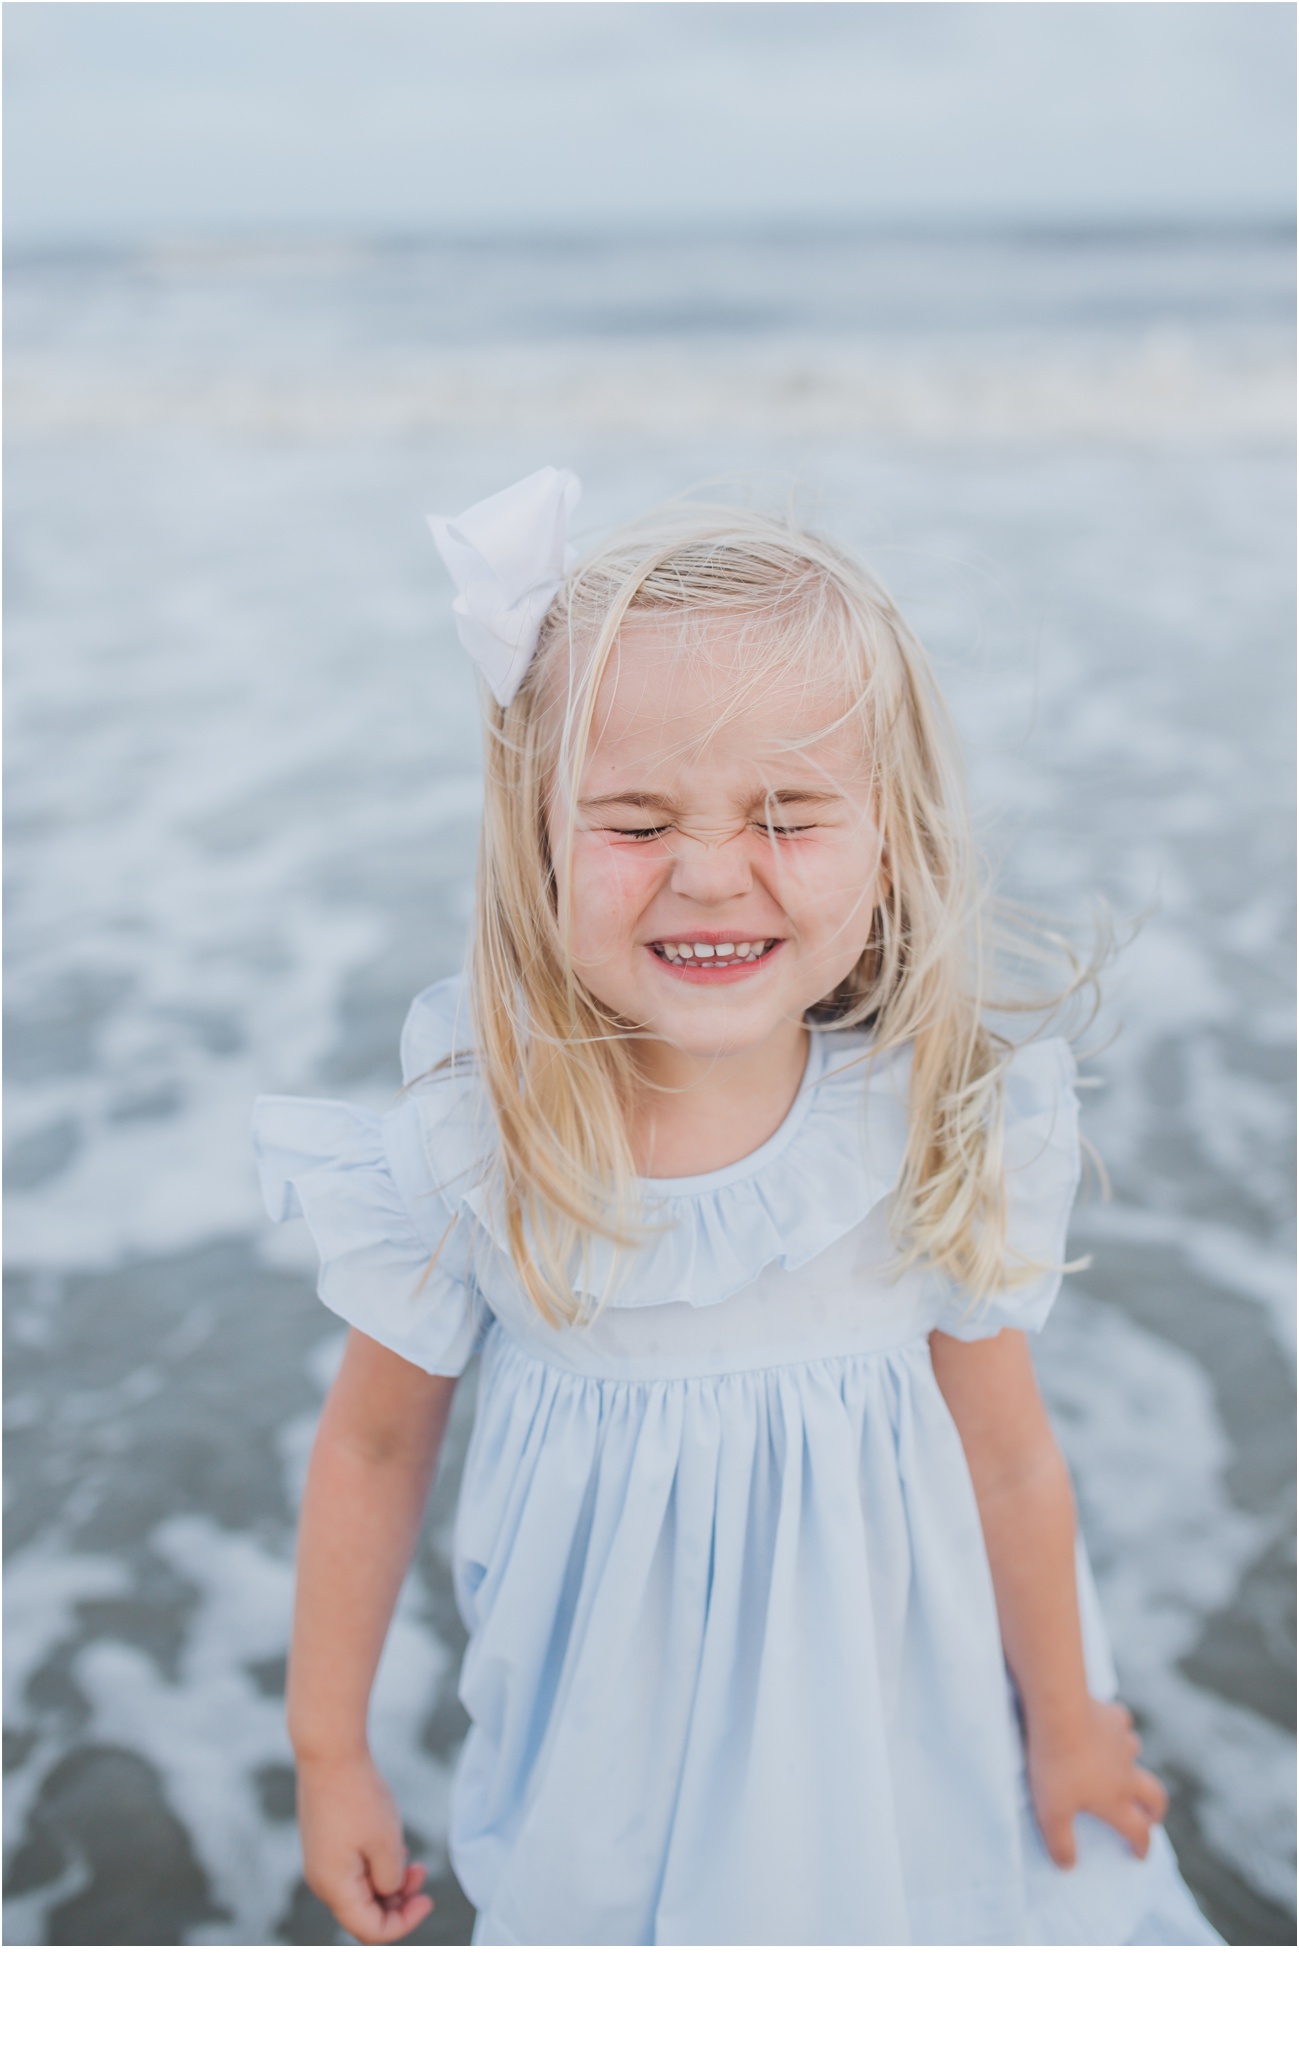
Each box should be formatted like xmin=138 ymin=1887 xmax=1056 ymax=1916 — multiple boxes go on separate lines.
xmin=341 ymin=1891 xmax=397 ymax=1944
xmin=396 ymin=1861 xmax=428 ymax=1902
xmin=378 ymin=1865 xmax=429 ymax=1911
xmin=1042 ymin=1815 xmax=1077 ymax=1869
xmin=1134 ymin=1769 xmax=1169 ymax=1820
xmin=364 ymin=1841 xmax=408 ymax=1899
xmin=392 ymin=1893 xmax=434 ymax=1937
xmin=340 ymin=1861 xmax=407 ymax=1938
xmin=341 ymin=1883 xmax=431 ymax=1944
xmin=1099 ymin=1795 xmax=1151 ymax=1859
xmin=1122 ymin=1805 xmax=1153 ymax=1860
xmin=368 ymin=1892 xmax=433 ymax=1943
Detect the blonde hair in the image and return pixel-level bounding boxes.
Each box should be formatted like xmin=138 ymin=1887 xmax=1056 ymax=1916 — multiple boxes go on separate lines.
xmin=458 ymin=498 xmax=1092 ymax=1326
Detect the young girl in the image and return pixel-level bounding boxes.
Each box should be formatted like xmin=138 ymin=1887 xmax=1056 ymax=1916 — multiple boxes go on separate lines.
xmin=253 ymin=468 xmax=1221 ymax=1946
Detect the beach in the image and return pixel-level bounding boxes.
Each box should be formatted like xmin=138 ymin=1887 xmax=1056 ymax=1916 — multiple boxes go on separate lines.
xmin=4 ymin=226 xmax=1294 ymax=1943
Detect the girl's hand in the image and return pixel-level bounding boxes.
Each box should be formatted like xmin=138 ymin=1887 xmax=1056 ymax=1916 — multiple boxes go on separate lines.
xmin=296 ymin=1752 xmax=433 ymax=1943
xmin=1027 ymin=1697 xmax=1169 ymax=1869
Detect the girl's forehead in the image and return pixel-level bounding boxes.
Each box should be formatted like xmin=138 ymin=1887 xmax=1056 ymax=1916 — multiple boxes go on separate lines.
xmin=585 ymin=616 xmax=861 ymax=768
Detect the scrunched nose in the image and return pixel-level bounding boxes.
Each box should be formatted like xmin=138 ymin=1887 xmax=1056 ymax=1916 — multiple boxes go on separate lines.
xmin=668 ymin=822 xmax=758 ymax=904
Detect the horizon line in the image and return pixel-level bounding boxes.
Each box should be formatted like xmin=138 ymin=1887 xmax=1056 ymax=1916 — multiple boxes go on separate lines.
xmin=6 ymin=210 xmax=1296 ymax=265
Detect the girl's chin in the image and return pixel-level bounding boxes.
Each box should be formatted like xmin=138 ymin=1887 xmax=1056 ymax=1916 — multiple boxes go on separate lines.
xmin=635 ymin=993 xmax=808 ymax=1059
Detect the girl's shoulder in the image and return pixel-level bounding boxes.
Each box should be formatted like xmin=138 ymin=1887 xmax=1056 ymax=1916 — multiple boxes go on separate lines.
xmin=931 ymin=1034 xmax=1083 ymax=1342
xmin=250 ymin=981 xmax=491 ymax=1372
xmin=400 ymin=973 xmax=475 ymax=1087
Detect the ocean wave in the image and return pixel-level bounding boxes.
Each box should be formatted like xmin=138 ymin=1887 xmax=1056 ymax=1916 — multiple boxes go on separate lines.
xmin=5 ymin=335 xmax=1292 ymax=445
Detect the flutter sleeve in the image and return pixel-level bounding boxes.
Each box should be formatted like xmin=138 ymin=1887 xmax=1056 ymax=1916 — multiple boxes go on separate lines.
xmin=251 ymin=1090 xmax=489 ymax=1376
xmin=929 ymin=1037 xmax=1082 ymax=1343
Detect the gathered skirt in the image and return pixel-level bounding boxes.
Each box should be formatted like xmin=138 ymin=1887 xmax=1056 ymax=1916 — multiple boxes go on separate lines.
xmin=445 ymin=1333 xmax=1220 ymax=1946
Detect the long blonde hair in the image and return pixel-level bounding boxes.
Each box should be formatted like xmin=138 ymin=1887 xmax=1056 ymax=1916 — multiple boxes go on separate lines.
xmin=461 ymin=498 xmax=1090 ymax=1325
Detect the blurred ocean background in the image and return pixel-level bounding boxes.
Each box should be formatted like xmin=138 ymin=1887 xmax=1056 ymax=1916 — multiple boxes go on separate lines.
xmin=4 ymin=217 xmax=1295 ymax=1946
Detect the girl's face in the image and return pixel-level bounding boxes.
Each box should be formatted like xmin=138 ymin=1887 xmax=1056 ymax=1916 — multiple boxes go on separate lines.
xmin=550 ymin=617 xmax=886 ymax=1067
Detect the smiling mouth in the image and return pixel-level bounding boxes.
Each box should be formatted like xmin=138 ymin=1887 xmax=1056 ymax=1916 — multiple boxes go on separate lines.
xmin=649 ymin=938 xmax=781 ymax=969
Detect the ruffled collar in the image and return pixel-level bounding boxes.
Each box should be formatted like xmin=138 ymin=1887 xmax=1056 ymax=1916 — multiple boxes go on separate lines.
xmin=588 ymin=1029 xmax=911 ymax=1307
xmin=405 ymin=984 xmax=911 ymax=1311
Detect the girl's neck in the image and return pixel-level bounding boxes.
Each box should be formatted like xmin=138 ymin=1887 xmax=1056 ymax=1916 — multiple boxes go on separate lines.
xmin=627 ymin=1019 xmax=809 ymax=1181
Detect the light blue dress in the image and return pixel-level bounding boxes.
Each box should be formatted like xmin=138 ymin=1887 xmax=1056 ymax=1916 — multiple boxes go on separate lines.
xmin=252 ymin=977 xmax=1220 ymax=1946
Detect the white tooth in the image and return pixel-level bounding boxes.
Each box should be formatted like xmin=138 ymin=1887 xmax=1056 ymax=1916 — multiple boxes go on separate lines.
xmin=693 ymin=942 xmax=715 ymax=958
xmin=734 ymin=943 xmax=752 ymax=958
xmin=662 ymin=944 xmax=678 ymax=960
xmin=713 ymin=943 xmax=735 ymax=957
xmin=675 ymin=943 xmax=693 ymax=958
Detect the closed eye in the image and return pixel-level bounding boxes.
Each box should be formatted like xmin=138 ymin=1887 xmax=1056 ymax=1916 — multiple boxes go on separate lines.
xmin=607 ymin=820 xmax=821 ymax=842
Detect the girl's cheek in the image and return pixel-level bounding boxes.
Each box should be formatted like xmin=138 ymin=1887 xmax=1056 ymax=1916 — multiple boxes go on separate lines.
xmin=763 ymin=835 xmax=864 ymax=890
xmin=569 ymin=842 xmax=657 ymax=938
xmin=770 ymin=842 xmax=882 ymax=929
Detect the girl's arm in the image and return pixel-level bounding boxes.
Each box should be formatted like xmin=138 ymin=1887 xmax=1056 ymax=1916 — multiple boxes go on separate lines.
xmin=929 ymin=1325 xmax=1168 ymax=1868
xmin=289 ymin=1326 xmax=458 ymax=1943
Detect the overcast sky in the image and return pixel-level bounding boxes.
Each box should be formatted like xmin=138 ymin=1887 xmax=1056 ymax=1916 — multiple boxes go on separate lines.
xmin=4 ymin=2 xmax=1294 ymax=246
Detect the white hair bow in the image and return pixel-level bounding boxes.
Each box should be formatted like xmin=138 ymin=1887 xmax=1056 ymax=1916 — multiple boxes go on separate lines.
xmin=427 ymin=467 xmax=582 ymax=707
